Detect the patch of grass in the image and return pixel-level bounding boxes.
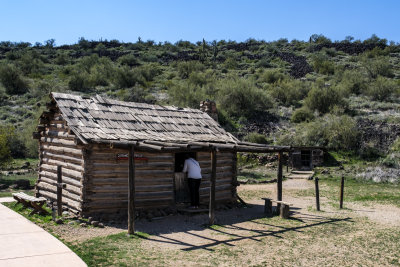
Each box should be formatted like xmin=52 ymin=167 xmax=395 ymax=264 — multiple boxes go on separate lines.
xmin=297 ymin=175 xmax=400 ymax=208
xmin=0 ymin=171 xmax=36 ymax=197
xmin=67 ymin=232 xmax=154 ymax=267
xmin=3 ymin=202 xmax=53 ymax=224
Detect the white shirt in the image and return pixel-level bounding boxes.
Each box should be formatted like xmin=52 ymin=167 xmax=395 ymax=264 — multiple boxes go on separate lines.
xmin=183 ymin=158 xmax=202 ymax=179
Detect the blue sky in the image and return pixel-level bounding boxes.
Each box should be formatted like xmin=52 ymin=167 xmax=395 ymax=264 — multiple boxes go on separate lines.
xmin=0 ymin=0 xmax=399 ymax=45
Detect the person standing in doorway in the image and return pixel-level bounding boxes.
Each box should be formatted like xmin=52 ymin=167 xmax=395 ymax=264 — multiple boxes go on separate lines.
xmin=183 ymin=154 xmax=202 ymax=209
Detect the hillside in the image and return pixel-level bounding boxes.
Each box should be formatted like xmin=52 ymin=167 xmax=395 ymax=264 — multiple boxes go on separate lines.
xmin=0 ymin=35 xmax=399 ymax=173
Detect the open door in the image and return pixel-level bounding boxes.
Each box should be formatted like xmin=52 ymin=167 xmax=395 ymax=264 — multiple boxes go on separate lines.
xmin=174 ymin=152 xmax=196 ymax=203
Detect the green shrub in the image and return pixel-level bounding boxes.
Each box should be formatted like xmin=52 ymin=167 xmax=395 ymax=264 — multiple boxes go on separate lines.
xmin=291 ymin=107 xmax=314 ymax=123
xmin=177 ymin=61 xmax=204 ymax=78
xmin=0 ymin=64 xmax=28 ymax=95
xmin=68 ymin=72 xmax=91 ymax=92
xmin=280 ymin=115 xmax=359 ymax=151
xmin=217 ymin=77 xmax=273 ymax=119
xmin=168 ymin=81 xmax=207 ymax=108
xmin=0 ymin=130 xmax=11 ymax=167
xmin=243 ymin=132 xmax=271 ymax=144
xmin=339 ymin=70 xmax=367 ymax=95
xmin=260 ymin=69 xmax=287 ymax=84
xmin=114 ymin=66 xmax=144 ymax=89
xmin=268 ymin=79 xmax=309 ymax=106
xmin=361 ymin=55 xmax=394 ymax=79
xmin=118 ymin=54 xmax=139 ymax=67
xmin=311 ymin=53 xmax=335 ymax=75
xmin=305 ymin=83 xmax=345 ymax=114
xmin=366 ymin=76 xmax=397 ymax=101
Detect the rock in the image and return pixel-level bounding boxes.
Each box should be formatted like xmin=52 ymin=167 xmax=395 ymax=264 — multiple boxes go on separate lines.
xmin=12 ymin=179 xmax=31 ymax=190
xmin=91 ymin=221 xmax=99 ymax=227
xmin=9 ymin=184 xmax=19 ymax=189
xmin=62 ymin=211 xmax=69 ymax=216
xmin=55 ymin=218 xmax=63 ymax=224
xmin=0 ymin=184 xmax=8 ymax=190
xmin=88 ymin=217 xmax=93 ymax=223
xmin=75 ymin=220 xmax=81 ymax=224
xmin=98 ymin=222 xmax=104 ymax=228
xmin=68 ymin=221 xmax=76 ymax=225
xmin=79 ymin=223 xmax=87 ymax=227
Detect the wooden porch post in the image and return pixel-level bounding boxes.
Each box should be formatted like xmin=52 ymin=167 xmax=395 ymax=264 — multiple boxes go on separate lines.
xmin=128 ymin=145 xmax=136 ymax=235
xmin=277 ymin=151 xmax=283 ymax=212
xmin=209 ymin=148 xmax=217 ymax=225
xmin=57 ymin=166 xmax=63 ymax=216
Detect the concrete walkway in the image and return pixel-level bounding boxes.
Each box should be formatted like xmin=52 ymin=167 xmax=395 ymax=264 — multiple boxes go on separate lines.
xmin=0 ymin=198 xmax=87 ymax=267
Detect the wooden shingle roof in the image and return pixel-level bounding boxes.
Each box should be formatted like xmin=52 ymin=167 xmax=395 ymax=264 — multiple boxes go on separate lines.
xmin=50 ymin=92 xmax=238 ymax=145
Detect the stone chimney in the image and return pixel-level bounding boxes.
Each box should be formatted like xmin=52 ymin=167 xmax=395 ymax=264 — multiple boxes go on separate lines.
xmin=200 ymin=100 xmax=218 ymax=121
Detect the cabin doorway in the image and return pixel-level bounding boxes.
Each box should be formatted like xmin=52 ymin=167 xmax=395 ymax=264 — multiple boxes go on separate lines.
xmin=174 ymin=152 xmax=196 ymax=203
xmin=300 ymin=150 xmax=312 ymax=169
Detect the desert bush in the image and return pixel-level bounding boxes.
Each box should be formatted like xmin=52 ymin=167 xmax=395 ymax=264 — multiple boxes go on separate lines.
xmin=118 ymin=54 xmax=139 ymax=67
xmin=0 ymin=64 xmax=28 ymax=95
xmin=356 ymin=167 xmax=399 ymax=184
xmin=177 ymin=61 xmax=205 ymax=78
xmin=168 ymin=81 xmax=207 ymax=108
xmin=18 ymin=51 xmax=45 ymax=75
xmin=361 ymin=55 xmax=393 ymax=79
xmin=0 ymin=129 xmax=11 ymax=167
xmin=281 ymin=115 xmax=359 ymax=151
xmin=311 ymin=53 xmax=335 ymax=75
xmin=338 ymin=70 xmax=367 ymax=95
xmin=260 ymin=69 xmax=287 ymax=84
xmin=381 ymin=137 xmax=400 ymax=168
xmin=243 ymin=132 xmax=271 ymax=144
xmin=291 ymin=107 xmax=314 ymax=123
xmin=366 ymin=76 xmax=397 ymax=101
xmin=68 ymin=72 xmax=91 ymax=92
xmin=114 ymin=66 xmax=144 ymax=89
xmin=268 ymin=79 xmax=309 ymax=106
xmin=304 ymin=83 xmax=345 ymax=114
xmin=139 ymin=64 xmax=161 ymax=82
xmin=217 ymin=77 xmax=273 ymax=119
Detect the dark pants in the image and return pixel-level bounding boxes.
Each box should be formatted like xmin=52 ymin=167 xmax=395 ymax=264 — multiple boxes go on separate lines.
xmin=188 ymin=178 xmax=201 ymax=206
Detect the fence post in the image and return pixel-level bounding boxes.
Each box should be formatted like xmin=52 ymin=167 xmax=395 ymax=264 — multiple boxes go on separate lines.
xmin=57 ymin=166 xmax=62 ymax=216
xmin=315 ymin=177 xmax=320 ymax=211
xmin=340 ymin=176 xmax=345 ymax=209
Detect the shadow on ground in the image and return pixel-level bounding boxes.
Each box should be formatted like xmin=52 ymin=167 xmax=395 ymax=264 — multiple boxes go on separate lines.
xmin=112 ymin=203 xmax=352 ymax=251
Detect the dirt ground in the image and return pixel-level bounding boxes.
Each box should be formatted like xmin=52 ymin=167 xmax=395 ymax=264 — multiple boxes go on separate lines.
xmin=51 ymin=179 xmax=400 ymax=241
xmin=45 ymin=179 xmax=400 ymax=266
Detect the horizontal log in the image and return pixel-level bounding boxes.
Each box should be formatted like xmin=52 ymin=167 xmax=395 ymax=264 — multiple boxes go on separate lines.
xmin=89 ymin=169 xmax=173 ymax=176
xmin=37 ymin=182 xmax=82 ymax=203
xmin=48 ymin=126 xmax=68 ymax=132
xmin=40 ymin=143 xmax=82 ymax=156
xmin=41 ymin=158 xmax=83 ymax=172
xmin=88 ymin=177 xmax=173 ymax=186
xmin=38 ymin=177 xmax=82 ymax=195
xmin=39 ymin=170 xmax=82 ymax=185
xmin=39 ymin=174 xmax=82 ymax=190
xmin=89 ymin=162 xmax=173 ymax=169
xmin=43 ymin=130 xmax=76 ymax=140
xmin=38 ymin=190 xmax=82 ymax=211
xmin=87 ymin=184 xmax=173 ymax=193
xmin=41 ymin=151 xmax=83 ymax=164
xmin=40 ymin=164 xmax=82 ymax=180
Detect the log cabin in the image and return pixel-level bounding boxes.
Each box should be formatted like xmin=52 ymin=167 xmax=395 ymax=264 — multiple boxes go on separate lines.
xmin=33 ymin=92 xmax=289 ymax=219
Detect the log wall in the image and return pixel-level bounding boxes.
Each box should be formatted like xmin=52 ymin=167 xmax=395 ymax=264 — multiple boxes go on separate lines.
xmin=83 ymin=146 xmax=175 ymax=215
xmin=197 ymin=151 xmax=237 ymax=203
xmin=36 ymin=113 xmax=84 ymax=213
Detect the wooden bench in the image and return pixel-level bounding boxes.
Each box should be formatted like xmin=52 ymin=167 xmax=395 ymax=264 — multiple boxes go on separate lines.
xmin=262 ymin=198 xmax=293 ymax=219
xmin=12 ymin=192 xmax=48 ymax=215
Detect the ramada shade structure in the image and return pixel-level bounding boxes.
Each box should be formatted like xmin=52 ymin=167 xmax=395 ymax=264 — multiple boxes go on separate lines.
xmin=34 ymin=93 xmax=290 ymax=233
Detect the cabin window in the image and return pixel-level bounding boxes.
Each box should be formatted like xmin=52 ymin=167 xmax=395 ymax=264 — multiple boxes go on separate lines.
xmin=175 ymin=152 xmax=196 ymax=172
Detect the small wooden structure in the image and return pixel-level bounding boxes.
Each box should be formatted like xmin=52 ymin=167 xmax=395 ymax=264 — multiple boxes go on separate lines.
xmin=33 ymin=93 xmax=290 ymax=227
xmin=289 ymin=146 xmax=324 ymax=170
